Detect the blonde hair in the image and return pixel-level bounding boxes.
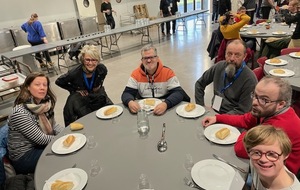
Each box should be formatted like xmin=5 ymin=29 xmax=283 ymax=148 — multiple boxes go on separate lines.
xmin=27 ymin=13 xmax=38 ymax=25
xmin=243 ymin=125 xmax=292 ymax=157
xmin=79 ymin=45 xmax=101 ymax=63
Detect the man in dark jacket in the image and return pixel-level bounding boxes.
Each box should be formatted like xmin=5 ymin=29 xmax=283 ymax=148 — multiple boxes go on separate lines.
xmin=170 ymin=0 xmax=180 ymax=33
xmin=160 ymin=0 xmax=171 ymax=35
xmin=218 ymin=0 xmax=231 ymax=16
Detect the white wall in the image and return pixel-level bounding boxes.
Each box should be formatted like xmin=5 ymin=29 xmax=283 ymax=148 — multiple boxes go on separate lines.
xmin=0 ymin=0 xmax=161 ymax=29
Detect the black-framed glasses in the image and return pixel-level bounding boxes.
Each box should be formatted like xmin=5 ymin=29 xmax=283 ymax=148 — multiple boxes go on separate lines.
xmin=84 ymin=58 xmax=98 ymax=63
xmin=250 ymin=92 xmax=280 ymax=105
xmin=141 ymin=55 xmax=157 ymax=61
xmin=249 ymin=149 xmax=283 ymax=162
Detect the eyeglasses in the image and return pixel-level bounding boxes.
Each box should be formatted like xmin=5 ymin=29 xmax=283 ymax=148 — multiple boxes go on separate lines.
xmin=141 ymin=55 xmax=157 ymax=61
xmin=251 ymin=92 xmax=279 ymax=105
xmin=249 ymin=149 xmax=283 ymax=162
xmin=225 ymin=52 xmax=243 ymax=58
xmin=84 ymin=58 xmax=98 ymax=63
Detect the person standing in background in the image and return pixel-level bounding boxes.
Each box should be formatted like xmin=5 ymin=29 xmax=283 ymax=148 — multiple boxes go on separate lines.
xmin=218 ymin=0 xmax=231 ymax=16
xmin=212 ymin=0 xmax=220 ymax=24
xmin=284 ymin=0 xmax=300 ymax=48
xmin=242 ymin=0 xmax=257 ymax=24
xmin=101 ymin=0 xmax=116 ymax=29
xmin=256 ymin=0 xmax=262 ymax=18
xmin=160 ymin=0 xmax=171 ymax=36
xmin=170 ymin=0 xmax=180 ymax=33
xmin=261 ymin=0 xmax=276 ymax=19
xmin=21 ymin=13 xmax=54 ymax=68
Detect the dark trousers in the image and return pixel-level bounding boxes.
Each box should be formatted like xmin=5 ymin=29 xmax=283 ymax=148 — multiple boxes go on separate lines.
xmin=212 ymin=4 xmax=219 ymax=21
xmin=105 ymin=15 xmax=115 ymax=29
xmin=11 ymin=147 xmax=44 ymax=174
xmin=261 ymin=6 xmax=272 ymax=19
xmin=256 ymin=0 xmax=262 ymax=17
xmin=29 ymin=41 xmax=52 ymax=63
xmin=246 ymin=10 xmax=255 ymax=25
xmin=161 ymin=13 xmax=171 ymax=34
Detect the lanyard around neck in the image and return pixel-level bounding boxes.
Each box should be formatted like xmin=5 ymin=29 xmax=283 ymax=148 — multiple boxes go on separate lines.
xmin=83 ymin=72 xmax=96 ymax=92
xmin=220 ymin=61 xmax=245 ymax=93
xmin=146 ymin=74 xmax=155 ymax=97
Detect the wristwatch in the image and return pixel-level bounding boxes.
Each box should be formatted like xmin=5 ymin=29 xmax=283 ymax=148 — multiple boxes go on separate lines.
xmin=116 ymin=0 xmax=121 ymax=3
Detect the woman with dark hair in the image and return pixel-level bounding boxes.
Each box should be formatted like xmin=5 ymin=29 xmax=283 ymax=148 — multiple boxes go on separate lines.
xmin=8 ymin=72 xmax=64 ymax=174
xmin=21 ymin=13 xmax=54 ymax=67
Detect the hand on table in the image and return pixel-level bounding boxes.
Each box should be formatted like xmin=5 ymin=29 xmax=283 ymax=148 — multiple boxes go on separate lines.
xmin=202 ymin=116 xmax=217 ymax=127
xmin=128 ymin=100 xmax=141 ymax=113
xmin=153 ymin=102 xmax=167 ymax=115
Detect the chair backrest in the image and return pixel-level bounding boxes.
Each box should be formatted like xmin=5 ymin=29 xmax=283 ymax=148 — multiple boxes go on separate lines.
xmin=256 ymin=56 xmax=268 ymax=67
xmin=253 ymin=67 xmax=264 ymax=81
xmin=281 ymin=47 xmax=300 ymax=55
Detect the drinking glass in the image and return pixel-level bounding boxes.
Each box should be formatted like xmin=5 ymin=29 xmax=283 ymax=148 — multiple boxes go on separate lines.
xmin=184 ymin=154 xmax=194 ymax=172
xmin=90 ymin=159 xmax=102 ymax=177
xmin=137 ymin=109 xmax=150 ymax=136
xmin=87 ymin=136 xmax=98 ymax=149
xmin=138 ymin=173 xmax=150 ymax=190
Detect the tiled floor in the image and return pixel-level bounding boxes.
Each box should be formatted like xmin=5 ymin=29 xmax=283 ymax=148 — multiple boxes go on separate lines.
xmin=50 ymin=15 xmax=218 ymax=126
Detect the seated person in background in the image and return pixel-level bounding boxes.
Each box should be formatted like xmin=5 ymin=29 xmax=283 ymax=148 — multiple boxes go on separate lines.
xmin=8 ymin=72 xmax=64 ymax=174
xmin=56 ymin=45 xmax=113 ymax=126
xmin=121 ymin=44 xmax=190 ymax=115
xmin=202 ymin=75 xmax=300 ymax=175
xmin=195 ymin=39 xmax=257 ymax=114
xmin=220 ymin=11 xmax=255 ymax=50
xmin=244 ymin=125 xmax=300 ymax=189
xmin=260 ymin=37 xmax=291 ymax=58
xmin=284 ymin=0 xmax=300 ymax=47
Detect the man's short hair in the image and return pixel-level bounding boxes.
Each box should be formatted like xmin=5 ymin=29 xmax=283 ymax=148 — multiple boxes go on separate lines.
xmin=260 ymin=75 xmax=292 ymax=106
xmin=226 ymin=39 xmax=247 ymax=54
xmin=141 ymin=44 xmax=157 ymax=56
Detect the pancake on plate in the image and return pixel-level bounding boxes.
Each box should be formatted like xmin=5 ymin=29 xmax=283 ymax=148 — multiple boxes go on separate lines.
xmin=269 ymin=58 xmax=281 ymax=63
xmin=273 ymin=69 xmax=285 ymax=74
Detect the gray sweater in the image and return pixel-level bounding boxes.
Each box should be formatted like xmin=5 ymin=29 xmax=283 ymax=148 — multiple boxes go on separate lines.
xmin=195 ymin=61 xmax=257 ymax=114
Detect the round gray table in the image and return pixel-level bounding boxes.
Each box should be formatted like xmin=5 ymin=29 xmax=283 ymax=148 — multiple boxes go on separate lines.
xmin=264 ymin=55 xmax=300 ymax=91
xmin=34 ymin=103 xmax=249 ymax=190
xmin=240 ymin=23 xmax=293 ymax=38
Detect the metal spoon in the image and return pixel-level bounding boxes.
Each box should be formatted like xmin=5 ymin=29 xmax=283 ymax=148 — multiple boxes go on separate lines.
xmin=83 ymin=0 xmax=89 ymax=7
xmin=157 ymin=123 xmax=167 ymax=152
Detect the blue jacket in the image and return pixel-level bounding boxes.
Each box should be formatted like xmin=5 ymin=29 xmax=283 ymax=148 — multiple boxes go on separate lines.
xmin=21 ymin=21 xmax=46 ymax=43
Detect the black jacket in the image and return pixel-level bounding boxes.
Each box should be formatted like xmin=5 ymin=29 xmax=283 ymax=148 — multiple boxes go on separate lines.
xmin=55 ymin=64 xmax=107 ymax=93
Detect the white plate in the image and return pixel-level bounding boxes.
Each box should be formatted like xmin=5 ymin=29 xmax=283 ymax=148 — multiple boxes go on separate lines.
xmin=289 ymin=52 xmax=300 ymax=59
xmin=138 ymin=98 xmax=162 ymax=110
xmin=51 ymin=133 xmax=86 ymax=154
xmin=43 ymin=168 xmax=88 ymax=190
xmin=265 ymin=59 xmax=288 ymax=66
xmin=191 ymin=159 xmax=235 ymax=190
xmin=239 ymin=28 xmax=247 ymax=32
xmin=269 ymin=69 xmax=295 ymax=77
xmin=204 ymin=124 xmax=240 ymax=144
xmin=175 ymin=104 xmax=206 ymax=118
xmin=242 ymin=24 xmax=252 ymax=28
xmin=96 ymin=105 xmax=123 ymax=119
xmin=272 ymin=31 xmax=287 ymax=35
xmin=246 ymin=31 xmax=261 ymax=35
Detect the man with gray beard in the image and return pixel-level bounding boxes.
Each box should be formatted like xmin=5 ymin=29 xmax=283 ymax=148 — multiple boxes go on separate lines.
xmin=195 ymin=39 xmax=257 ymax=114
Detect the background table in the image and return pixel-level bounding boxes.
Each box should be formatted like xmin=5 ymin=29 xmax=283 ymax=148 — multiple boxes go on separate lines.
xmin=35 ymin=103 xmax=249 ymax=190
xmin=264 ymin=55 xmax=300 ymax=91
xmin=240 ymin=23 xmax=293 ymax=38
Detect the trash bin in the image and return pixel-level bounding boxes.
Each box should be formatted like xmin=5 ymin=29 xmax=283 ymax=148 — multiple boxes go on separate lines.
xmin=12 ymin=45 xmax=39 ymax=72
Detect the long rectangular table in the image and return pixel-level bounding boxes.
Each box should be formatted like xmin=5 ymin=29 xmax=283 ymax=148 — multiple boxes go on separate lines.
xmin=35 ymin=103 xmax=248 ymax=190
xmin=0 ymin=9 xmax=208 ymax=71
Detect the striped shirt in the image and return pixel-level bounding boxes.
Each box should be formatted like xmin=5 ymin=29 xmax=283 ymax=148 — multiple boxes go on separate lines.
xmin=8 ymin=104 xmax=63 ymax=161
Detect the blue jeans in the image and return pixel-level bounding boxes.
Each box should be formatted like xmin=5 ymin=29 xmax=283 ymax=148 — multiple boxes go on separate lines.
xmin=11 ymin=148 xmax=44 ymax=174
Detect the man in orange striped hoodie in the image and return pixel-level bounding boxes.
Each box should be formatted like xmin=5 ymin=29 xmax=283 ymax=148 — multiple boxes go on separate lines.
xmin=121 ymin=45 xmax=190 ymax=115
